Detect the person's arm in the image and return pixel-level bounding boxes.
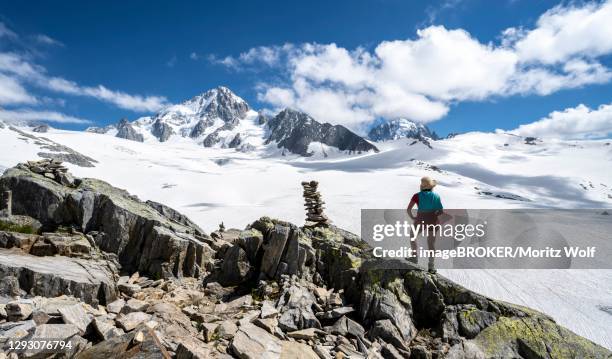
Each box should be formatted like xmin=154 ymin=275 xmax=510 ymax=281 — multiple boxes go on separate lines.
xmin=407 ymin=194 xmax=418 ymax=220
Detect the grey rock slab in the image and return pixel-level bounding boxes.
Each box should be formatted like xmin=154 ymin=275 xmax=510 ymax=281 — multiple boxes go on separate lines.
xmin=253 ymin=318 xmax=278 ymax=334
xmin=0 ymin=320 xmax=36 ymax=338
xmin=93 ymin=316 xmax=124 ymax=340
xmin=286 ymin=328 xmax=326 ymax=341
xmin=230 ymin=323 xmax=282 ymax=359
xmin=280 ymin=341 xmax=320 ymax=359
xmin=318 ymin=306 xmax=354 ymax=320
xmin=5 ymin=302 xmax=33 ymax=321
xmin=260 ymin=225 xmax=292 ymax=279
xmin=121 ymin=298 xmax=149 ymax=314
xmin=116 ymin=311 xmax=152 ymax=332
xmin=215 ymin=320 xmax=239 ymax=340
xmin=367 ymin=319 xmax=408 ymax=352
xmin=260 ymin=300 xmax=279 ymax=319
xmin=330 ymin=316 xmax=365 ymax=339
xmin=58 ymin=303 xmax=93 ymax=335
xmin=0 ymin=248 xmax=116 ymax=305
xmin=106 ymin=298 xmax=125 ymax=314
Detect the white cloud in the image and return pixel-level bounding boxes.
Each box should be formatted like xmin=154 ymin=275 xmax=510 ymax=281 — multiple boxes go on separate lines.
xmin=215 ymin=1 xmax=612 ymax=131
xmin=0 ymin=109 xmax=89 ymax=124
xmin=166 ymin=55 xmax=177 ymax=68
xmin=209 ymin=44 xmax=295 ymax=70
xmin=0 ymin=22 xmax=17 ymax=39
xmin=208 ymin=54 xmax=240 ymax=69
xmin=33 ymin=34 xmax=64 ymax=47
xmin=0 ymin=52 xmax=168 ymax=112
xmin=508 ymin=102 xmax=612 ymax=139
xmin=190 ymin=52 xmax=199 ymax=60
xmin=510 ymin=1 xmax=612 ymax=64
xmin=0 ymin=73 xmax=36 ymax=105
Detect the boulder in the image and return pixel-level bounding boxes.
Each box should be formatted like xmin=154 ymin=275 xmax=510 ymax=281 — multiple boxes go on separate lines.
xmin=234 ymin=229 xmax=263 ymax=263
xmin=58 ymin=303 xmax=93 ymax=335
xmin=215 ymin=320 xmax=239 ymax=340
xmin=23 ymin=324 xmax=85 ymax=357
xmin=106 ymin=298 xmax=125 ymax=314
xmin=330 ymin=316 xmax=365 ymax=339
xmin=116 ymin=312 xmax=152 ymax=332
xmin=121 ymin=298 xmax=149 ymax=314
xmin=277 ymin=281 xmax=321 ymax=332
xmin=0 ymin=320 xmax=36 ymax=339
xmin=0 ymin=231 xmax=39 ymax=252
xmin=368 ymin=319 xmax=408 ymax=352
xmin=0 ymin=166 xmax=213 ymax=279
xmin=5 ymin=302 xmax=33 ymax=321
xmin=218 ymin=245 xmax=252 ymax=286
xmin=253 ymin=317 xmax=278 ymax=335
xmin=0 ymin=248 xmax=116 ymax=305
xmin=260 ymin=224 xmax=295 ymax=279
xmin=93 ymin=316 xmax=124 ymax=340
xmin=230 ymin=323 xmax=282 ymax=359
xmin=457 ymin=305 xmax=497 ymax=339
xmin=286 ymin=328 xmax=326 ymax=341
xmin=78 ymin=328 xmax=171 ymax=358
xmin=260 ymin=300 xmax=278 ymax=319
xmin=280 ymin=341 xmax=320 ymax=358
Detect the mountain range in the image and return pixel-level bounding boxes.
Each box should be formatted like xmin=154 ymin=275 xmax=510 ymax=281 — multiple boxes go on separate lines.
xmin=86 ymin=86 xmax=439 ymax=157
xmin=1 ymin=91 xmax=612 ymax=349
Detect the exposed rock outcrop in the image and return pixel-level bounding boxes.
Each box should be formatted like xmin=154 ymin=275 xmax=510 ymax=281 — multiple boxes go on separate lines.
xmin=0 ymin=162 xmax=213 ymax=279
xmin=266 ymin=108 xmax=379 ymax=156
xmin=0 ymin=166 xmax=608 ymax=359
xmin=152 ymin=118 xmax=174 ymax=142
xmin=115 ymin=118 xmax=144 ymax=142
xmin=368 ymin=118 xmax=439 ymax=142
xmin=0 ymin=249 xmax=117 ymax=304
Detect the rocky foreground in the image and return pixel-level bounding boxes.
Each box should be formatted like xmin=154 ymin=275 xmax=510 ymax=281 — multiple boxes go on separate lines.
xmin=0 ymin=161 xmax=610 ymax=358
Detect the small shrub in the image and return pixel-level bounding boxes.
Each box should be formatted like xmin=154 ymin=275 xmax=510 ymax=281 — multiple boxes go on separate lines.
xmin=0 ymin=220 xmax=36 ymax=234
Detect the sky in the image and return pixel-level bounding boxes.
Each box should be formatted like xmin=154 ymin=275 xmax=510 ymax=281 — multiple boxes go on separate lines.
xmin=1 ymin=0 xmax=612 ymax=138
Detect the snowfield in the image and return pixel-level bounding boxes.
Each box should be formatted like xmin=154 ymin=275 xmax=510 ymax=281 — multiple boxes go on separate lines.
xmin=1 ymin=123 xmax=611 ymax=349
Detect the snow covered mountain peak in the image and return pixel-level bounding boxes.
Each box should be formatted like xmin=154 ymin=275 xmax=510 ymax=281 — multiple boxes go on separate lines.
xmin=166 ymin=86 xmax=250 ymax=123
xmin=368 ymin=118 xmax=438 ymax=141
xmin=85 ymin=88 xmax=379 ymax=156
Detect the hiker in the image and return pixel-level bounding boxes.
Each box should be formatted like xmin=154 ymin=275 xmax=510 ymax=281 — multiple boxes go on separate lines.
xmin=407 ymin=176 xmax=443 ymax=272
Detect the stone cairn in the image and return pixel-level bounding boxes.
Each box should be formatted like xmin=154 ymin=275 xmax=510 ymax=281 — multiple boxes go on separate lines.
xmin=20 ymin=159 xmax=76 ymax=187
xmin=302 ymin=180 xmax=330 ymax=226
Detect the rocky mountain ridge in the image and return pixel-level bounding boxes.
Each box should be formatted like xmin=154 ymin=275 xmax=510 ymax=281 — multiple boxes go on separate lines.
xmin=368 ymin=119 xmax=439 ymax=142
xmin=266 ymin=109 xmax=379 ymax=157
xmin=86 ymin=86 xmax=379 ymax=157
xmin=0 ymin=160 xmax=609 ymax=358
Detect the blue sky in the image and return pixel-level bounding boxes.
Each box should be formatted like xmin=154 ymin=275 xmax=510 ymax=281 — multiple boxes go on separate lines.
xmin=1 ymin=0 xmax=611 ymax=138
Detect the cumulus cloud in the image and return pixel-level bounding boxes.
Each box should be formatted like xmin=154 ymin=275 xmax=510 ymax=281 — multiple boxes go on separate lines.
xmin=0 ymin=52 xmax=168 ymax=112
xmin=0 ymin=73 xmax=36 ymax=105
xmin=214 ymin=1 xmax=612 ymax=131
xmin=508 ymin=103 xmax=612 ymax=139
xmin=510 ymin=1 xmax=612 ymax=64
xmin=0 ymin=108 xmax=89 ymax=124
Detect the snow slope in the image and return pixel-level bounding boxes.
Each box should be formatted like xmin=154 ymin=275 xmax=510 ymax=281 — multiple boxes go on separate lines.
xmin=0 ymin=123 xmax=611 ymax=349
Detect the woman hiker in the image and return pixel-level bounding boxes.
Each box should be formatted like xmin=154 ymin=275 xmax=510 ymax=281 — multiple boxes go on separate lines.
xmin=407 ymin=176 xmax=443 ymax=272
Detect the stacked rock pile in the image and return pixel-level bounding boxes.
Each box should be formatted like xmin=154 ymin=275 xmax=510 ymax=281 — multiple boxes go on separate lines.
xmin=20 ymin=158 xmax=76 ymax=187
xmin=301 ymin=180 xmax=330 ymax=226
